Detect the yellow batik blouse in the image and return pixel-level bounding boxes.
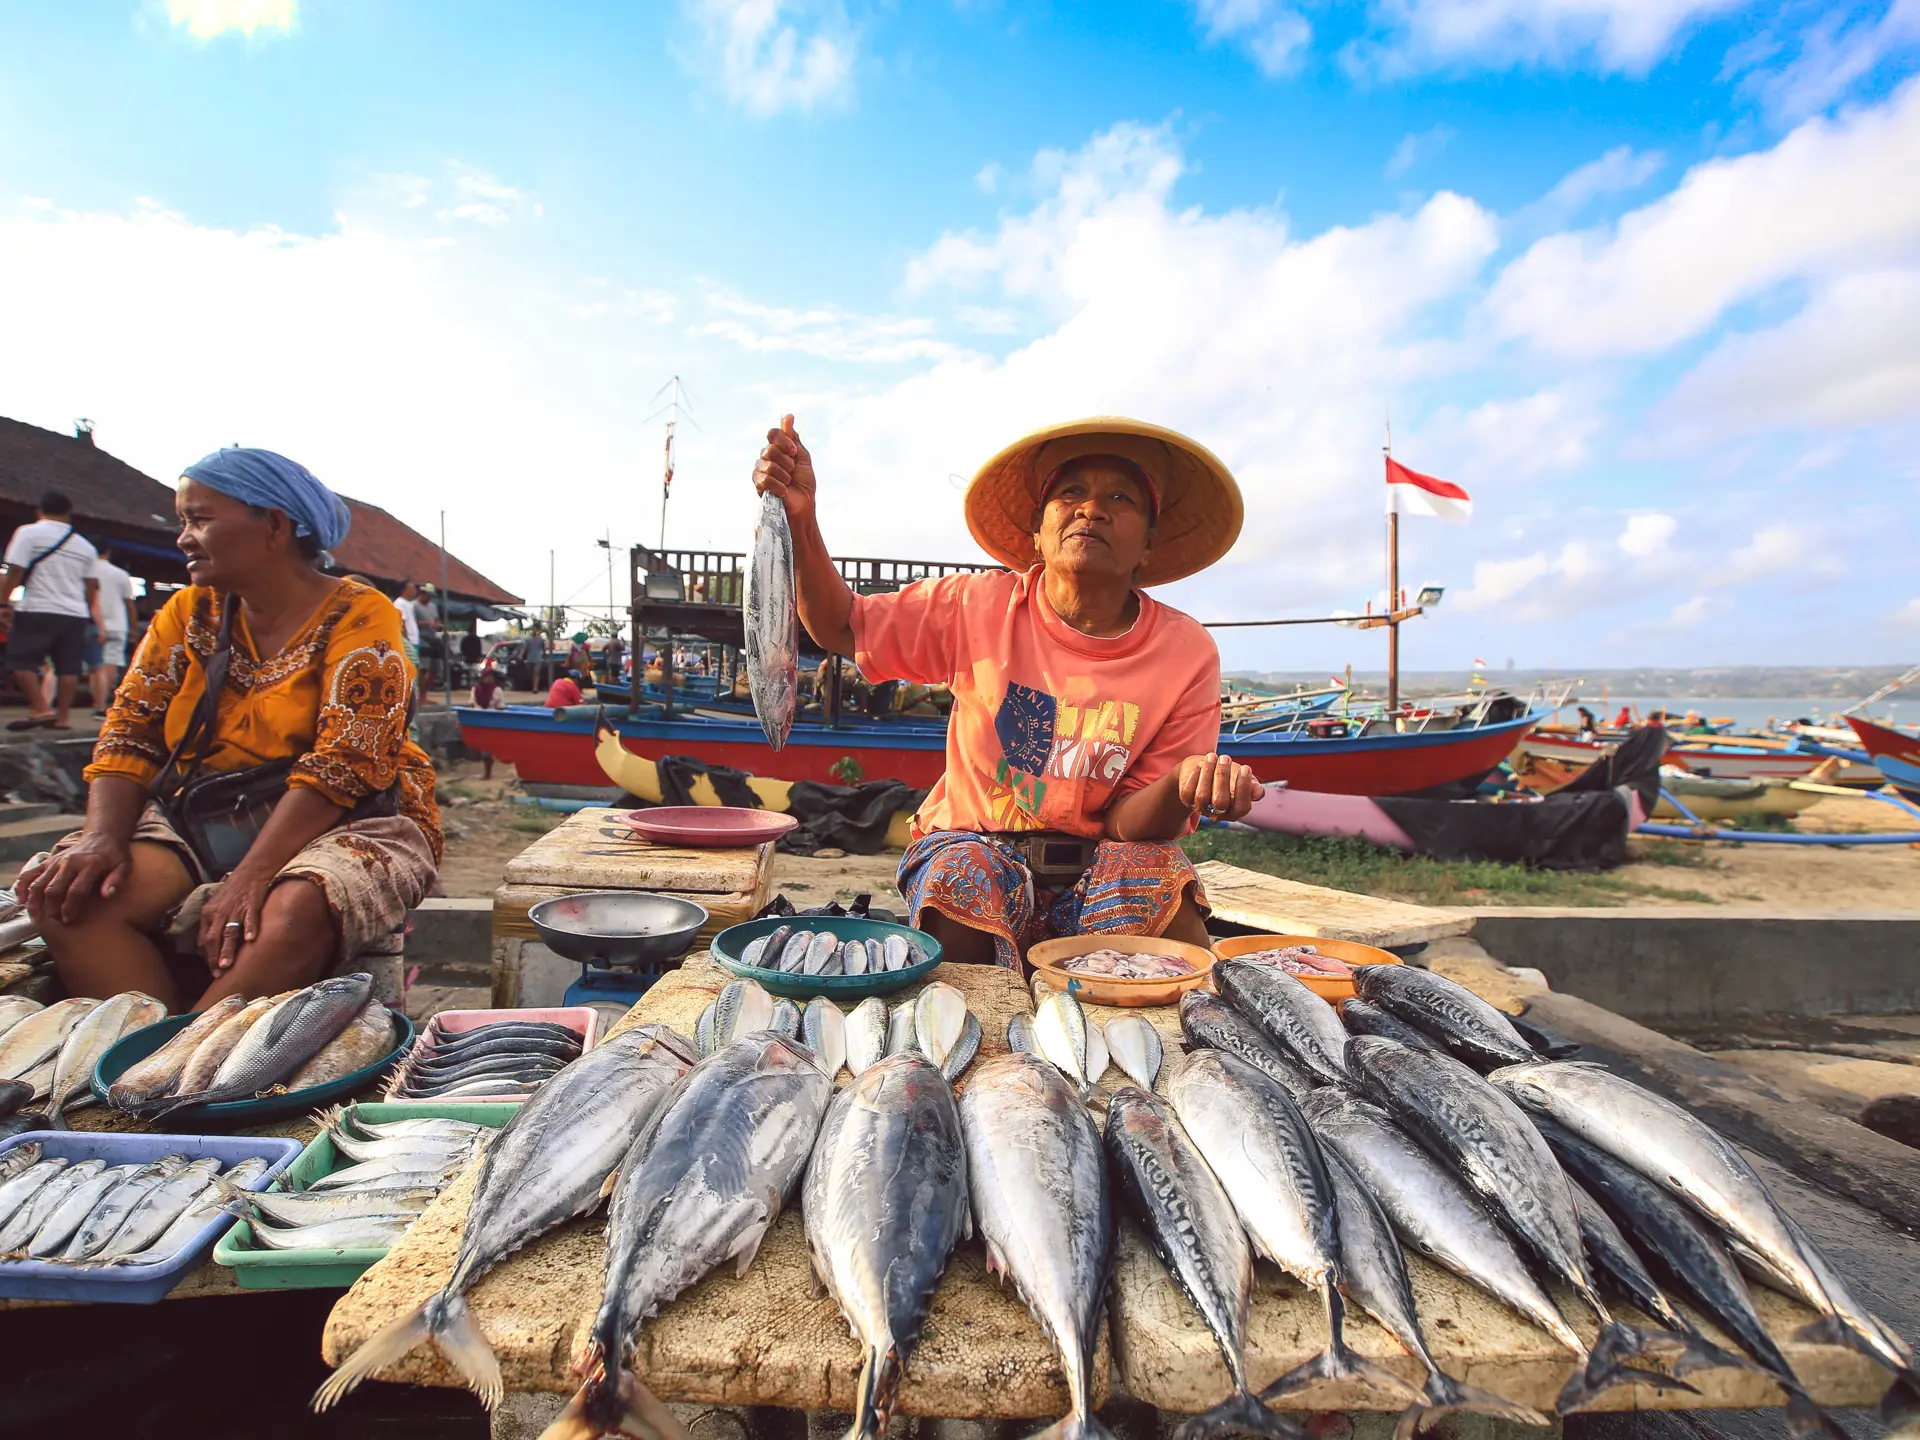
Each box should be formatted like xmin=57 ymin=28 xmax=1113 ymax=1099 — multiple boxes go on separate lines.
xmin=84 ymin=579 xmax=443 ymax=862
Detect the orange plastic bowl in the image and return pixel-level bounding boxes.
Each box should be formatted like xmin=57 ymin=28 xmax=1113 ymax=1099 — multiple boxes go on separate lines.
xmin=1027 ymin=934 xmax=1218 ymax=1008
xmin=1209 ymin=934 xmax=1401 ymax=1003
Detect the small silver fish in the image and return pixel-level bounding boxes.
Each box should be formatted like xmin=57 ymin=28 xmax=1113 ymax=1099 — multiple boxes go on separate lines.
xmin=885 ymin=1002 xmax=917 ymax=1057
xmin=865 ymin=939 xmax=884 ymax=974
xmin=1103 ymin=1015 xmax=1163 ymax=1091
xmin=695 ymin=1003 xmax=718 ymax=1058
xmin=741 ymin=935 xmax=771 ymax=969
xmin=940 ymin=1013 xmax=981 ymax=1082
xmin=882 ymin=934 xmax=911 ymax=972
xmin=779 ymin=930 xmax=814 ymax=972
xmin=912 ymin=984 xmax=969 ymax=1070
xmin=769 ymin=998 xmax=802 ymax=1040
xmin=803 ymin=931 xmax=839 ymax=977
xmin=246 ymin=1213 xmax=415 ymax=1252
xmin=841 ymin=940 xmax=869 ymax=976
xmin=1006 ymin=1014 xmax=1037 ymax=1056
xmin=802 ymin=998 xmax=847 ymax=1077
xmin=846 ymin=998 xmax=889 ymax=1077
xmin=712 ymin=979 xmax=775 ymax=1048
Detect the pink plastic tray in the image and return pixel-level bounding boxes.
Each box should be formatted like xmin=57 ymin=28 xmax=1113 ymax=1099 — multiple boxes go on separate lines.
xmin=623 ymin=806 xmax=797 ymax=847
xmin=384 ymin=1005 xmax=598 ymax=1102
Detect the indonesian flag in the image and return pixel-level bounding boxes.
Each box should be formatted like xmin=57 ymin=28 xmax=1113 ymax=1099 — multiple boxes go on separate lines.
xmin=1386 ymin=457 xmax=1471 ymax=524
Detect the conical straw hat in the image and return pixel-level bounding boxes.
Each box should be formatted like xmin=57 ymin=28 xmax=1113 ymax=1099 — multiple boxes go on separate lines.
xmin=964 ymin=417 xmax=1243 ymax=586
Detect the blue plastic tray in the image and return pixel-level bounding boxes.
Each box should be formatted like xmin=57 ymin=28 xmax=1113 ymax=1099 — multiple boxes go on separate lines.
xmin=0 ymin=1130 xmax=301 ymax=1303
xmin=710 ymin=917 xmax=942 ymax=999
xmin=89 ymin=1006 xmax=415 ymax=1127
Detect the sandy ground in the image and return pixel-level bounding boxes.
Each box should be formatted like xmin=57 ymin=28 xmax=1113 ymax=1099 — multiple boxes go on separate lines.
xmin=1608 ymin=834 xmax=1920 ymax=908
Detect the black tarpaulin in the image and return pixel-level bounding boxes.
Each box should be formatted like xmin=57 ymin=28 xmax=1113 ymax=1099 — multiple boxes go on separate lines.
xmin=1374 ymin=727 xmax=1670 ymax=870
xmin=650 ymin=754 xmax=924 ymax=857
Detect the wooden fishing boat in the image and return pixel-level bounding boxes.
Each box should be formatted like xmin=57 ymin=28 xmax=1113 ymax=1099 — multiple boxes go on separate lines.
xmin=1514 ymin=730 xmax=1824 ymax=783
xmin=1845 ymin=716 xmax=1920 ymax=798
xmin=1652 ymin=769 xmax=1822 ymax=822
xmin=455 ymin=701 xmax=1543 ymax=798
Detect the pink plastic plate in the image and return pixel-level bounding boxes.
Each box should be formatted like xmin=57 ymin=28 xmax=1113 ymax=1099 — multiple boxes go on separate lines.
xmin=622 ymin=806 xmax=798 ymax=848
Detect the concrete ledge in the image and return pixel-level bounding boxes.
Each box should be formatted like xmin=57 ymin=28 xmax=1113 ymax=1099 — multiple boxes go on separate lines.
xmin=1467 ymin=907 xmax=1920 ymax=1023
xmin=404 ymin=897 xmax=492 ymax=969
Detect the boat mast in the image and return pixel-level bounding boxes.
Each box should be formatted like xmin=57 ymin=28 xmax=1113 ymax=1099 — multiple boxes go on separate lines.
xmin=660 ymin=375 xmax=680 ymax=550
xmin=1385 ymin=412 xmax=1400 ymax=720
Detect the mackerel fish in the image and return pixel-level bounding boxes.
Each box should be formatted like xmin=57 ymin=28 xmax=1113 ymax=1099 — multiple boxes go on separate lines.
xmin=804 ymin=1051 xmax=970 ymax=1440
xmin=1336 ymin=999 xmax=1445 ymax=1058
xmin=1212 ymin=960 xmax=1351 ymax=1088
xmin=744 ymin=489 xmax=798 ymax=750
xmin=1493 ymin=1059 xmax=1920 ymax=1426
xmin=313 ymin=1023 xmax=698 ymax=1411
xmin=1352 ymin=966 xmax=1533 ymax=1071
xmin=1348 ymin=1039 xmax=1681 ymax=1409
xmin=1104 ymin=1086 xmax=1303 ymax=1440
xmin=960 ymin=1053 xmax=1112 ymax=1440
xmin=1170 ymin=1050 xmax=1416 ymax=1406
xmin=543 ymin=1034 xmax=832 ymax=1440
xmin=1178 ymin=991 xmax=1313 ymax=1097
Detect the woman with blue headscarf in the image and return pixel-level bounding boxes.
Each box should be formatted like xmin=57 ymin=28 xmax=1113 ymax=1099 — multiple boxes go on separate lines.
xmin=20 ymin=448 xmax=442 ymax=1012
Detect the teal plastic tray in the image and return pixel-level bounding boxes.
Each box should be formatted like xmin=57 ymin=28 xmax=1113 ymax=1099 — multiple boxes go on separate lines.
xmin=710 ymin=917 xmax=941 ymax=999
xmin=91 ymin=1007 xmax=415 ymax=1127
xmin=213 ymin=1101 xmax=517 ymax=1289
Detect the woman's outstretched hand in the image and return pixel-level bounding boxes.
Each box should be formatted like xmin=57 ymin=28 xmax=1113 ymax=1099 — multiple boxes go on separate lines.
xmin=1176 ymin=752 xmax=1264 ymax=823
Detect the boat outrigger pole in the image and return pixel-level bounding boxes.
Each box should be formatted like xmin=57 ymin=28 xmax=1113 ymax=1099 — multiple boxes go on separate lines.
xmin=1386 ymin=413 xmax=1400 ymax=718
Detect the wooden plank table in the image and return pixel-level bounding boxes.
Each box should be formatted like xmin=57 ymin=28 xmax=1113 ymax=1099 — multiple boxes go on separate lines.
xmin=1195 ymin=861 xmax=1472 ymax=948
xmin=322 ymin=958 xmax=1110 ymax=1419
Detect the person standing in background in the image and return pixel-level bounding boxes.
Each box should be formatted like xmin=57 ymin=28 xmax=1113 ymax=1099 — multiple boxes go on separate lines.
xmin=393 ymin=580 xmax=423 ymax=703
xmin=523 ymin=621 xmax=547 ymax=692
xmin=88 ymin=541 xmax=138 ymax=717
xmin=0 ymin=491 xmax=100 ymax=731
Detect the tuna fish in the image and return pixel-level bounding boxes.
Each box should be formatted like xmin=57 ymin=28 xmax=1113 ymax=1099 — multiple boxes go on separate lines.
xmin=1351 ymin=966 xmax=1533 ymax=1071
xmin=1492 ymin=1060 xmax=1920 ymax=1426
xmin=710 ymin=980 xmax=775 ymax=1051
xmin=884 ymin=1001 xmax=917 ymax=1058
xmin=912 ymin=983 xmax=969 ymax=1070
xmin=542 ymin=1034 xmax=832 ymax=1440
xmin=1104 ymin=1086 xmax=1301 ymax=1440
xmin=1212 ymin=960 xmax=1351 ymax=1088
xmin=1336 ymin=998 xmax=1445 ymax=1058
xmin=1178 ymin=991 xmax=1314 ymax=1098
xmin=1032 ymin=981 xmax=1091 ymax=1090
xmin=1170 ymin=1051 xmax=1417 ymax=1406
xmin=744 ymin=489 xmax=799 ymax=750
xmin=1346 ymin=1041 xmax=1681 ymax=1409
xmin=960 ymin=1054 xmax=1112 ymax=1440
xmin=313 ymin=1024 xmax=698 ymax=1411
xmin=1007 ymin=1013 xmax=1038 ymax=1057
xmin=803 ymin=1052 xmax=970 ymax=1440
xmin=1314 ymin=1143 xmax=1548 ymax=1439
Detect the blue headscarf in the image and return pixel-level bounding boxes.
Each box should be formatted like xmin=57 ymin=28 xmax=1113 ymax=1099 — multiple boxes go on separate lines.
xmin=180 ymin=447 xmax=352 ymax=552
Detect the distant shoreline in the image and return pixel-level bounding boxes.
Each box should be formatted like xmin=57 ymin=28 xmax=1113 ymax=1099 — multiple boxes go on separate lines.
xmin=1228 ymin=665 xmax=1915 ymax=702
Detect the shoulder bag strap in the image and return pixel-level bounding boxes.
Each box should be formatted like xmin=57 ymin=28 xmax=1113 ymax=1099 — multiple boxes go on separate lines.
xmin=14 ymin=525 xmax=76 ymax=590
xmin=152 ymin=596 xmax=238 ymax=801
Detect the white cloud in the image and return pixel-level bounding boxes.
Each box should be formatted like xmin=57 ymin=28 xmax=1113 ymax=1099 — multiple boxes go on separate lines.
xmin=1893 ymin=597 xmax=1920 ymax=625
xmin=974 ymin=162 xmax=1002 ymax=196
xmin=1386 ymin=125 xmax=1455 ymax=178
xmin=1619 ymin=512 xmax=1676 ymax=556
xmin=1189 ymin=0 xmax=1313 ymax=76
xmin=1706 ymin=522 xmax=1835 ymax=587
xmin=438 ymin=162 xmax=535 ymax=227
xmin=1661 ymin=593 xmax=1720 ymax=628
xmin=1486 ymin=75 xmax=1920 ymax=357
xmin=1401 ymin=390 xmax=1601 ymax=482
xmin=695 ymin=291 xmax=961 ymax=365
xmin=1657 ymin=269 xmax=1920 ymax=441
xmin=689 ymin=0 xmax=855 ymax=116
xmin=1740 ymin=0 xmax=1920 ymax=121
xmin=166 ymin=0 xmax=294 ymax=39
xmin=1511 ymin=145 xmax=1662 ymax=234
xmin=1350 ymin=0 xmax=1742 ymax=75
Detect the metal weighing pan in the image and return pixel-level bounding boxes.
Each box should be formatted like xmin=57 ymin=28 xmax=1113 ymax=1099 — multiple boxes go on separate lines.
xmin=528 ymin=891 xmax=709 ymax=970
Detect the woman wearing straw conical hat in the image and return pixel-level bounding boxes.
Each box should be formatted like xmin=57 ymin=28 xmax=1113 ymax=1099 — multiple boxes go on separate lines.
xmin=753 ymin=415 xmax=1262 ymax=969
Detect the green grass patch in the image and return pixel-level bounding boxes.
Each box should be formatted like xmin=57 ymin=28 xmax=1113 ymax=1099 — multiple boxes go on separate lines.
xmin=1627 ymin=839 xmax=1719 ymax=869
xmin=1179 ymin=828 xmax=1718 ymax=907
xmin=510 ymin=813 xmax=564 ymax=835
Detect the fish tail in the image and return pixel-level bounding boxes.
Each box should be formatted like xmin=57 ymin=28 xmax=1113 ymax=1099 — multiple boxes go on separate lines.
xmin=1781 ymin=1390 xmax=1854 ymax=1440
xmin=1554 ymin=1324 xmax=1699 ymax=1413
xmin=1878 ymin=1373 xmax=1920 ymax=1433
xmin=1796 ymin=1312 xmax=1919 ymax=1383
xmin=543 ymin=1355 xmax=689 ymax=1440
xmin=1665 ymin=1330 xmax=1765 ymax=1379
xmin=312 ymin=1290 xmax=499 ymax=1412
xmin=1256 ymin=1285 xmax=1421 ymax=1405
xmin=1168 ymin=1389 xmax=1308 ymax=1440
xmin=845 ymin=1343 xmax=905 ymax=1440
xmin=1390 ymin=1369 xmax=1552 ymax=1440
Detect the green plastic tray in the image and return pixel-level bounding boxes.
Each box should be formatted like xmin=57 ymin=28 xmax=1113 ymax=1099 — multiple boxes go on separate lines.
xmin=212 ymin=1101 xmax=518 ymax=1289
xmin=710 ymin=916 xmax=942 ymax=999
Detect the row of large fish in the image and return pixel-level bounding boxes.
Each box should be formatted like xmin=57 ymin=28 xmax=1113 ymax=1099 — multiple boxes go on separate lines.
xmin=314 ymin=962 xmax=1916 ymax=1440
xmin=696 ymin=977 xmax=982 ymax=1080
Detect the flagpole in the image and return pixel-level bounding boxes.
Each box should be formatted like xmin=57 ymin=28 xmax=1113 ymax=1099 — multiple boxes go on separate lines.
xmin=1385 ymin=412 xmax=1400 ymax=720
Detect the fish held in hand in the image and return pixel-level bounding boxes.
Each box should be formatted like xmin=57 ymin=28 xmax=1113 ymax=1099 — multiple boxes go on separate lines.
xmin=1104 ymin=1086 xmax=1303 ymax=1440
xmin=804 ymin=1052 xmax=969 ymax=1440
xmin=1171 ymin=1051 xmax=1417 ymax=1408
xmin=314 ymin=1024 xmax=697 ymax=1413
xmin=744 ymin=490 xmax=799 ymax=750
xmin=960 ymin=1054 xmax=1113 ymax=1440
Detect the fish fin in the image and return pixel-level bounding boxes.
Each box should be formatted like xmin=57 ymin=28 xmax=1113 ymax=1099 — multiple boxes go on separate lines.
xmin=312 ymin=1299 xmax=435 ymax=1411
xmin=1555 ymin=1362 xmax=1697 ymax=1414
xmin=1879 ymin=1375 xmax=1920 ymax=1433
xmin=984 ymin=1238 xmax=1010 ymax=1280
xmin=1391 ymin=1370 xmax=1552 ymax=1440
xmin=1021 ymin=1411 xmax=1119 ymax=1440
xmin=1256 ymin=1286 xmax=1421 ymax=1406
xmin=1795 ymin=1316 xmax=1856 ymax=1349
xmin=727 ymin=1218 xmax=773 ymax=1278
xmin=598 ymin=1169 xmax=621 ymax=1203
xmin=845 ymin=1343 xmax=906 ymax=1440
xmin=1168 ymin=1389 xmax=1307 ymax=1440
xmin=547 ymin=1358 xmax=690 ymax=1440
xmin=1667 ymin=1332 xmax=1766 ymax=1379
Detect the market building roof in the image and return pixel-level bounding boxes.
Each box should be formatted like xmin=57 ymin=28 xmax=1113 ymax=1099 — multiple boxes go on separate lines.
xmin=0 ymin=415 xmax=521 ymax=606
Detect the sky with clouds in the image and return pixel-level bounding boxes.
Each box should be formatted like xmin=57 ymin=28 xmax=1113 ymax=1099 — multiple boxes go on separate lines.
xmin=0 ymin=0 xmax=1917 ymax=673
